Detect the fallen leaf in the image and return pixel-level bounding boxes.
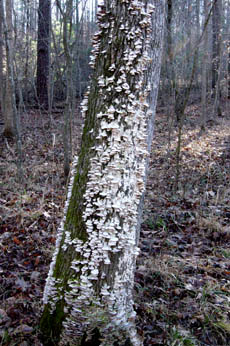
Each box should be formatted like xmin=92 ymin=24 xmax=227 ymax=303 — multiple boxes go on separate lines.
xmin=13 ymin=236 xmax=21 ymax=245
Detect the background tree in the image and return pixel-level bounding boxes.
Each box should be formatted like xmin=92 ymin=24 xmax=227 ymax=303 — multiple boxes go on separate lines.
xmin=227 ymin=0 xmax=230 ymax=99
xmin=166 ymin=0 xmax=175 ymax=97
xmin=2 ymin=0 xmax=23 ymax=181
xmin=36 ymin=0 xmax=51 ymax=108
xmin=201 ymin=0 xmax=208 ymax=130
xmin=39 ymin=0 xmax=165 ymax=345
xmin=56 ymin=0 xmax=75 ymax=178
xmin=0 ymin=0 xmax=3 ymax=116
xmin=212 ymin=0 xmax=221 ymax=98
xmin=2 ymin=0 xmax=15 ymax=137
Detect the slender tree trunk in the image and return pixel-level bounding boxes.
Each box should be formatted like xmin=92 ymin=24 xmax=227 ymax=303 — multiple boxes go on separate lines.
xmin=39 ymin=1 xmax=165 ymax=345
xmin=201 ymin=0 xmax=208 ymax=130
xmin=212 ymin=0 xmax=221 ymax=98
xmin=56 ymin=0 xmax=74 ymax=178
xmin=24 ymin=0 xmax=30 ymax=103
xmin=196 ymin=0 xmax=200 ymax=88
xmin=213 ymin=39 xmax=223 ymax=116
xmin=36 ymin=0 xmax=51 ymax=109
xmin=0 ymin=0 xmax=4 ymax=117
xmin=2 ymin=0 xmax=15 ymax=137
xmin=228 ymin=42 xmax=230 ymax=99
xmin=227 ymin=0 xmax=230 ymax=99
xmin=196 ymin=0 xmax=201 ymax=45
xmin=213 ymin=0 xmax=223 ymax=116
xmin=2 ymin=0 xmax=23 ymax=182
xmin=63 ymin=0 xmax=73 ymax=178
xmin=166 ymin=0 xmax=175 ymax=96
xmin=185 ymin=0 xmax=192 ymax=78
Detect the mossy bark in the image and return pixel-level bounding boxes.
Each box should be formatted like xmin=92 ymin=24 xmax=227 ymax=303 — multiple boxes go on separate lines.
xmin=40 ymin=301 xmax=65 ymax=345
xmin=40 ymin=1 xmax=165 ymax=345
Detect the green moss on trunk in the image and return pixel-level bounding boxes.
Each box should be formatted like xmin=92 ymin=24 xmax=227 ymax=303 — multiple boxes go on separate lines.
xmin=39 ymin=1 xmax=165 ymax=344
xmin=39 ymin=301 xmax=65 ymax=345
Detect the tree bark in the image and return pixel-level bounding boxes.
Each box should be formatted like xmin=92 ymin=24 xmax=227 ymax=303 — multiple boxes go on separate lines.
xmin=213 ymin=0 xmax=223 ymax=116
xmin=166 ymin=0 xmax=175 ymax=95
xmin=226 ymin=0 xmax=230 ymax=99
xmin=36 ymin=0 xmax=50 ymax=108
xmin=201 ymin=0 xmax=208 ymax=130
xmin=2 ymin=0 xmax=23 ymax=182
xmin=24 ymin=0 xmax=30 ymax=104
xmin=195 ymin=0 xmax=200 ymax=88
xmin=0 ymin=0 xmax=3 ymax=116
xmin=40 ymin=1 xmax=165 ymax=345
xmin=212 ymin=0 xmax=221 ymax=98
xmin=56 ymin=0 xmax=74 ymax=178
xmin=185 ymin=0 xmax=192 ymax=76
xmin=2 ymin=0 xmax=15 ymax=137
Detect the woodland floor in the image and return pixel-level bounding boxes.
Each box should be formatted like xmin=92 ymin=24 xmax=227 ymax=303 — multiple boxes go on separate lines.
xmin=0 ymin=101 xmax=230 ymax=345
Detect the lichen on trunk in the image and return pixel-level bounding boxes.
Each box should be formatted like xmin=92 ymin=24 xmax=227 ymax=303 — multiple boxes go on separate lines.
xmin=40 ymin=1 xmax=165 ymax=345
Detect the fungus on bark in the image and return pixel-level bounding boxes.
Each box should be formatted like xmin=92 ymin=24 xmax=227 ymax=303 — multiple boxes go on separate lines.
xmin=40 ymin=1 xmax=165 ymax=345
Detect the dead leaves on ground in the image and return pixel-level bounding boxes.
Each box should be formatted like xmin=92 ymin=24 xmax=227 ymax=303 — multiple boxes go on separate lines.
xmin=0 ymin=112 xmax=71 ymax=345
xmin=1 ymin=105 xmax=230 ymax=345
xmin=136 ymin=107 xmax=230 ymax=345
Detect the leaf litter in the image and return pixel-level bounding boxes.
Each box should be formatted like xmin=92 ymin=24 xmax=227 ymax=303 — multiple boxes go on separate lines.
xmin=0 ymin=103 xmax=230 ymax=345
xmin=135 ymin=103 xmax=230 ymax=345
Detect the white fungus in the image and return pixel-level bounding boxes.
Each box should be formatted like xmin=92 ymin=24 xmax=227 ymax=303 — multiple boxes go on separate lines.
xmin=42 ymin=1 xmax=159 ymax=345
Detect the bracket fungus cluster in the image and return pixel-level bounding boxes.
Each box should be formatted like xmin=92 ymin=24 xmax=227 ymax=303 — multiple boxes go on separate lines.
xmin=41 ymin=1 xmax=165 ymax=345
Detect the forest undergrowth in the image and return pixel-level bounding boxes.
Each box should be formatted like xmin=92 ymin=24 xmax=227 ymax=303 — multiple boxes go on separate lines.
xmin=0 ymin=101 xmax=230 ymax=345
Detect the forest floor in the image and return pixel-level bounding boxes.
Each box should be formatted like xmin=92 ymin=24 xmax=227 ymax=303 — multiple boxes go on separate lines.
xmin=0 ymin=101 xmax=230 ymax=345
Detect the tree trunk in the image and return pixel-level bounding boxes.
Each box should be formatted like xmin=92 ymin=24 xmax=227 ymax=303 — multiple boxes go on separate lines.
xmin=213 ymin=40 xmax=223 ymax=117
xmin=226 ymin=0 xmax=230 ymax=99
xmin=213 ymin=0 xmax=223 ymax=116
xmin=195 ymin=0 xmax=200 ymax=88
xmin=0 ymin=0 xmax=3 ymax=116
xmin=2 ymin=0 xmax=15 ymax=137
xmin=56 ymin=0 xmax=74 ymax=178
xmin=212 ymin=0 xmax=221 ymax=98
xmin=201 ymin=0 xmax=208 ymax=130
xmin=2 ymin=0 xmax=23 ymax=182
xmin=36 ymin=0 xmax=50 ymax=109
xmin=228 ymin=42 xmax=230 ymax=99
xmin=166 ymin=0 xmax=175 ymax=96
xmin=24 ymin=0 xmax=30 ymax=104
xmin=39 ymin=1 xmax=165 ymax=345
xmin=185 ymin=0 xmax=192 ymax=77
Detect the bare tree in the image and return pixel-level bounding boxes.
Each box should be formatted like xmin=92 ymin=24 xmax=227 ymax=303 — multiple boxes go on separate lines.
xmin=166 ymin=0 xmax=175 ymax=95
xmin=212 ymin=0 xmax=221 ymax=98
xmin=2 ymin=0 xmax=14 ymax=137
xmin=56 ymin=0 xmax=75 ymax=178
xmin=227 ymin=0 xmax=230 ymax=99
xmin=36 ymin=0 xmax=51 ymax=108
xmin=39 ymin=0 xmax=165 ymax=345
xmin=0 ymin=0 xmax=3 ymax=116
xmin=201 ymin=0 xmax=208 ymax=130
xmin=2 ymin=0 xmax=23 ymax=181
